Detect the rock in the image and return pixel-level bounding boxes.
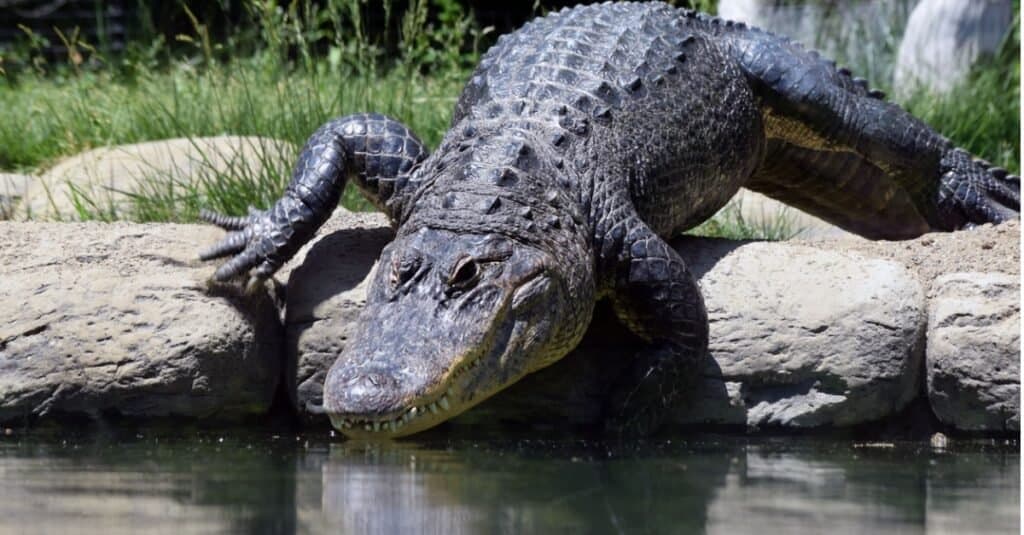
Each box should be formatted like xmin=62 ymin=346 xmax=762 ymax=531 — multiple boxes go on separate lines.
xmin=0 ymin=222 xmax=281 ymax=423
xmin=926 ymin=272 xmax=1020 ymax=432
xmin=288 ymin=212 xmax=926 ymax=430
xmin=827 ymin=221 xmax=1020 ymax=296
xmin=725 ymin=189 xmax=855 ymax=240
xmin=0 ymin=173 xmax=32 ymax=220
xmin=5 ymin=212 xmax=1007 ymax=432
xmin=717 ymin=0 xmax=916 ymax=84
xmin=673 ymin=238 xmax=926 ymax=428
xmin=19 ymin=136 xmax=294 ymax=221
xmin=895 ymin=0 xmax=1013 ymax=95
xmin=280 ymin=209 xmax=393 ymax=420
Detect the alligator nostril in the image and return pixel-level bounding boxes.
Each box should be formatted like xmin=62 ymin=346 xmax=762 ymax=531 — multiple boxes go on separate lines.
xmin=348 ymin=373 xmax=389 ymax=396
xmin=328 ymin=370 xmax=403 ymax=416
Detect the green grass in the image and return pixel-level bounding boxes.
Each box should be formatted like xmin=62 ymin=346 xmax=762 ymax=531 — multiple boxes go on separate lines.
xmin=900 ymin=4 xmax=1020 ymax=174
xmin=1 ymin=63 xmax=466 ymax=219
xmin=0 ymin=0 xmax=1018 ymax=241
xmin=688 ymin=200 xmax=805 ymax=242
xmin=1 ymin=0 xmax=480 ymax=220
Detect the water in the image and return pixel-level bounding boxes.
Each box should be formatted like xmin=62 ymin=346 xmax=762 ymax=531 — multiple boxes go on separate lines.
xmin=0 ymin=428 xmax=1017 ymax=534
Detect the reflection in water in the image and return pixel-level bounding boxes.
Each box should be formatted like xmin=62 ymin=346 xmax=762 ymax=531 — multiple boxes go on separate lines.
xmin=312 ymin=440 xmax=731 ymax=533
xmin=0 ymin=430 xmax=1017 ymax=534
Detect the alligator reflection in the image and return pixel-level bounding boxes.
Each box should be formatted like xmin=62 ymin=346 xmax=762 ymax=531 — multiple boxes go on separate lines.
xmin=0 ymin=432 xmax=1017 ymax=534
xmin=311 ymin=439 xmax=1019 ymax=534
xmin=313 ymin=439 xmax=730 ymax=533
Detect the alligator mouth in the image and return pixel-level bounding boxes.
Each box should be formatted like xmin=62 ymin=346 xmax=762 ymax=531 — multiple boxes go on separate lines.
xmin=329 ymin=349 xmax=486 ymax=438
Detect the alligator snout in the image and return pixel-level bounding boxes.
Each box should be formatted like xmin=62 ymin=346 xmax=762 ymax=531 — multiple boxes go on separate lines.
xmin=324 ymin=366 xmax=406 ymax=418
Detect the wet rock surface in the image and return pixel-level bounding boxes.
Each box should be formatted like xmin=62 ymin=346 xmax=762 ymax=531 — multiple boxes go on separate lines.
xmin=0 ymin=222 xmax=281 ymax=422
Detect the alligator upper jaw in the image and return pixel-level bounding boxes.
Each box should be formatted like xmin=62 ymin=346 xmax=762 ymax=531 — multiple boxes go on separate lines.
xmin=327 ymin=345 xmax=490 ymax=439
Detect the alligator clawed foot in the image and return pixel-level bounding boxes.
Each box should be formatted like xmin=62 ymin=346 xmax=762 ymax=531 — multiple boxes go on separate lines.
xmin=937 ymin=150 xmax=1021 ymax=230
xmin=198 ymin=206 xmax=282 ymax=282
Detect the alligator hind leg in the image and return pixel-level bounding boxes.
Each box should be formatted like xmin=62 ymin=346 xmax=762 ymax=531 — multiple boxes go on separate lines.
xmin=603 ymin=216 xmax=708 ymax=435
xmin=199 ymin=114 xmax=428 ymax=282
xmin=725 ymin=26 xmax=1019 ymax=237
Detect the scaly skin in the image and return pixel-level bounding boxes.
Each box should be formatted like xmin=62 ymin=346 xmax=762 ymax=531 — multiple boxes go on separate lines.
xmin=199 ymin=2 xmax=1019 ymax=437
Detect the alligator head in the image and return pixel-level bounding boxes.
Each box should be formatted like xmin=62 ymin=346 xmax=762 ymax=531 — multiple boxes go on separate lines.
xmin=322 ymin=220 xmax=595 ymax=437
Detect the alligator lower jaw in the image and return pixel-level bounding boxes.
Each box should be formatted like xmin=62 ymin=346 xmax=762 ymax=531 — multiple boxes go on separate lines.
xmin=331 ymin=392 xmax=457 ymax=438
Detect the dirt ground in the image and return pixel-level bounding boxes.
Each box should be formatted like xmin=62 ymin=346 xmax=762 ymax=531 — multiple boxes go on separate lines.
xmin=801 ymin=220 xmax=1020 ymax=294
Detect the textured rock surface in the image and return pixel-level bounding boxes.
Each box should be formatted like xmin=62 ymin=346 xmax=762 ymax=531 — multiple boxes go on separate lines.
xmin=673 ymin=239 xmax=926 ymax=428
xmin=0 ymin=222 xmax=281 ymax=422
xmin=2 ymin=214 xmax=1014 ymax=432
xmin=830 ymin=220 xmax=1020 ymax=295
xmin=280 ymin=210 xmax=393 ymax=419
xmin=288 ymin=211 xmax=928 ymax=430
xmin=895 ymin=0 xmax=1013 ymax=95
xmin=927 ymin=273 xmax=1020 ymax=432
xmin=19 ymin=136 xmax=293 ymax=220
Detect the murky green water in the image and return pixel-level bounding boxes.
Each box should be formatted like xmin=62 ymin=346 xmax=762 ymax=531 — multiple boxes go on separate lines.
xmin=0 ymin=428 xmax=1017 ymax=534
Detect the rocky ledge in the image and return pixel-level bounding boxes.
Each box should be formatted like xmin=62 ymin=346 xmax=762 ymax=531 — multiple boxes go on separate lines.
xmin=0 ymin=212 xmax=1018 ymax=435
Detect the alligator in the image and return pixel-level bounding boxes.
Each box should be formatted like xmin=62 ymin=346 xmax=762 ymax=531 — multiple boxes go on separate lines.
xmin=199 ymin=2 xmax=1020 ymax=437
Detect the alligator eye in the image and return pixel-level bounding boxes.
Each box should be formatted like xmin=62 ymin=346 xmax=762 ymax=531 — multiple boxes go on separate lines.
xmin=448 ymin=257 xmax=481 ymax=290
xmin=391 ymin=256 xmax=421 ymax=288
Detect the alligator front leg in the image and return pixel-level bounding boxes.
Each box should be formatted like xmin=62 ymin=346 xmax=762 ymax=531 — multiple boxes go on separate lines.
xmin=199 ymin=113 xmax=428 ymax=282
xmin=603 ymin=216 xmax=709 ymax=435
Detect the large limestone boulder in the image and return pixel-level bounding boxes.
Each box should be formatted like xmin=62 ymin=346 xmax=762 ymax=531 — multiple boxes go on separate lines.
xmin=287 ymin=210 xmax=926 ymax=430
xmin=673 ymin=239 xmax=925 ymax=428
xmin=19 ymin=136 xmax=294 ymax=221
xmin=895 ymin=0 xmax=1013 ymax=95
xmin=0 ymin=222 xmax=281 ymax=422
xmin=927 ymin=273 xmax=1020 ymax=432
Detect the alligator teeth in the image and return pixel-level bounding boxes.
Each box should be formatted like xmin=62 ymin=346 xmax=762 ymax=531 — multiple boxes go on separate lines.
xmin=372 ymin=421 xmax=381 ymax=432
xmin=365 ymin=424 xmax=372 ymax=431
xmin=439 ymin=396 xmax=450 ymax=411
xmin=410 ymin=407 xmax=418 ymax=417
xmin=428 ymin=403 xmax=438 ymax=414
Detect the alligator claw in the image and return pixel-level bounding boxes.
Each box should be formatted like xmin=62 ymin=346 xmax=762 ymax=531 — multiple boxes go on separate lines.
xmin=198 ymin=228 xmax=252 ymax=260
xmin=936 ymin=149 xmax=1020 ymax=230
xmin=199 ymin=208 xmax=251 ymax=231
xmin=198 ymin=206 xmax=280 ymax=282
